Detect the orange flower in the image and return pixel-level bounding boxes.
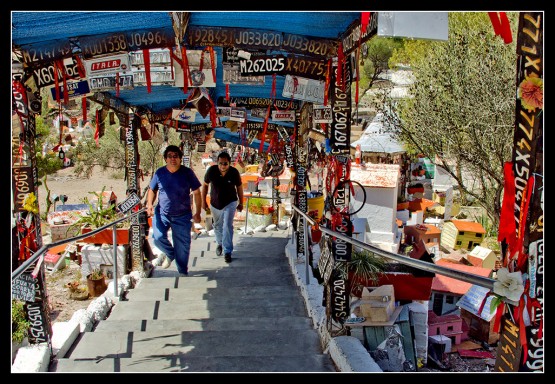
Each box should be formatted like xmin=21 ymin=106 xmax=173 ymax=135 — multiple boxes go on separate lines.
xmin=518 ymin=74 xmax=543 ymax=112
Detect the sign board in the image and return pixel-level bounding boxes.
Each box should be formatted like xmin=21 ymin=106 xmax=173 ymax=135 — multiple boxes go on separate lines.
xmin=129 ymin=48 xmax=171 ymax=66
xmin=12 ymin=273 xmax=36 ymax=302
xmin=229 ymin=108 xmax=246 ymax=122
xmin=79 ymin=26 xmax=175 ymax=58
xmin=133 ymin=67 xmax=175 ymax=86
xmin=282 ymin=75 xmax=325 ymax=104
xmin=313 ymin=104 xmax=333 ymax=123
xmin=378 ymin=12 xmax=448 ymax=41
xmin=88 ymin=74 xmax=134 ymax=92
xmin=116 ymin=192 xmax=140 ymax=214
xmin=494 ymin=316 xmax=523 ymax=372
xmin=272 ymin=110 xmax=296 ymax=122
xmin=173 ymin=49 xmax=217 ymax=88
xmin=456 ymin=285 xmax=496 ymax=322
xmin=84 ymin=52 xmax=131 ymax=77
xmin=172 ymin=108 xmax=197 ymax=122
xmin=49 ymin=80 xmax=92 ymax=101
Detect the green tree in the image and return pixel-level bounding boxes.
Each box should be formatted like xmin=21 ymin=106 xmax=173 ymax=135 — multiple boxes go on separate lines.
xmin=354 ymin=37 xmax=403 ymax=112
xmin=384 ymin=12 xmax=519 ymax=228
xmin=34 ymin=114 xmax=63 ymax=217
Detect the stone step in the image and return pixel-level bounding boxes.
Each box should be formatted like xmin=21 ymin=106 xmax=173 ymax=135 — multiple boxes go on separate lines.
xmin=125 ymin=285 xmax=302 ymax=302
xmin=135 ymin=273 xmax=297 ymax=289
xmin=106 ymin=299 xmax=307 ymax=321
xmin=94 ymin=316 xmax=314 ymax=332
xmin=53 ymin=353 xmax=335 ymax=372
xmin=63 ymin=329 xmax=324 ymax=360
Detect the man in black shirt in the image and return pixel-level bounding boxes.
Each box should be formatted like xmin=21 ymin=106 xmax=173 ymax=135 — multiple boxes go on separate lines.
xmin=201 ymin=151 xmax=244 ymax=262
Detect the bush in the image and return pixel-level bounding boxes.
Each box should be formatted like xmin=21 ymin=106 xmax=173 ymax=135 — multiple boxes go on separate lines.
xmin=12 ymin=299 xmax=29 ymax=343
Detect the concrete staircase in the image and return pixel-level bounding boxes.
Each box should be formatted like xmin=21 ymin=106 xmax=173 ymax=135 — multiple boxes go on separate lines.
xmin=51 ymin=230 xmax=337 ymax=372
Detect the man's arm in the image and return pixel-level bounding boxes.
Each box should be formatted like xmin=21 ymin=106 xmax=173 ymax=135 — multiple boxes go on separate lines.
xmin=146 ymin=188 xmax=157 ymax=217
xmin=201 ymin=181 xmax=210 ymax=211
xmin=236 ymin=184 xmax=244 ymax=212
xmin=192 ymin=188 xmax=202 ymax=223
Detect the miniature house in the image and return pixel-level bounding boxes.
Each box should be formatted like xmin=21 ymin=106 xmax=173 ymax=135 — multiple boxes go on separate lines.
xmin=440 ymin=220 xmax=486 ymax=251
xmin=465 ymin=246 xmax=497 ymax=270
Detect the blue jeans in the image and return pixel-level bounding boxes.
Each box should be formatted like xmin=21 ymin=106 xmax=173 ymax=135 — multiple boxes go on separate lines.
xmin=211 ymin=201 xmax=237 ymax=255
xmin=152 ymin=207 xmax=192 ymax=274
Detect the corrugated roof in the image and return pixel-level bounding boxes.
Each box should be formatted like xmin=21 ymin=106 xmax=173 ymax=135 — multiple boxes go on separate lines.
xmin=349 ymin=163 xmax=399 ymax=188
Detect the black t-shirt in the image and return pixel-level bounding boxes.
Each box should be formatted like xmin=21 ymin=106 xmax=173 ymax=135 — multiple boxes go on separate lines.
xmin=204 ymin=165 xmax=242 ymax=210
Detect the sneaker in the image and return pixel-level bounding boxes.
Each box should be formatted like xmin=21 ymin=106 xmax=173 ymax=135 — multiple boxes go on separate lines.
xmin=224 ymin=253 xmax=232 ymax=263
xmin=179 ymin=272 xmax=188 ymax=277
xmin=161 ymin=257 xmax=173 ymax=269
xmin=152 ymin=254 xmax=166 ymax=267
xmin=216 ymin=244 xmax=223 ymax=256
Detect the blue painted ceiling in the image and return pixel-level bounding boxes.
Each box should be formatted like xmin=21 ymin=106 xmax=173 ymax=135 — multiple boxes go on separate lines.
xmin=12 ymin=11 xmax=361 ymax=120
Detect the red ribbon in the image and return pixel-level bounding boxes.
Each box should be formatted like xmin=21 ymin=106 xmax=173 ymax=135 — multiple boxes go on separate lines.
xmin=324 ymin=59 xmax=331 ymax=106
xmin=361 ymin=12 xmax=371 ymax=33
xmin=143 ymin=49 xmax=152 ymax=93
xmin=82 ymin=97 xmax=87 ymax=122
xmin=181 ymin=46 xmax=190 ymax=93
xmin=488 ymin=12 xmax=513 ymax=44
xmin=94 ymin=109 xmax=100 ymax=146
xmin=337 ymin=42 xmax=345 ymax=92
xmin=259 ymin=105 xmax=271 ymax=153
xmin=115 ymin=72 xmax=120 ymax=97
xmin=498 ymin=162 xmax=516 ymax=259
xmin=515 ymin=176 xmax=534 ymax=271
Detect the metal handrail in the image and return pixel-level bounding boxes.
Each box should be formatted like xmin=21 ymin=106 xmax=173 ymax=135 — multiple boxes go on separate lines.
xmin=291 ymin=204 xmax=495 ymax=291
xmin=12 ymin=208 xmax=147 ymax=297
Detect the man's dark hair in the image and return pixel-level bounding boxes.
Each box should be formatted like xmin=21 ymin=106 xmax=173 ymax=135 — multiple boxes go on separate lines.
xmin=164 ymin=145 xmax=183 ymax=159
xmin=218 ymin=151 xmax=231 ymax=161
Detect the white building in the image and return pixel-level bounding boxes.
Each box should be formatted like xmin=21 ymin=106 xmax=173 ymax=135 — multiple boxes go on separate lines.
xmin=348 ymin=163 xmax=401 ymax=253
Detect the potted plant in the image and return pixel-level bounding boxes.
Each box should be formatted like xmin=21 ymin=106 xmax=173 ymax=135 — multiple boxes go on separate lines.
xmin=86 ymin=268 xmax=107 ymax=297
xmin=247 ymin=197 xmax=272 ymax=215
xmin=67 ymin=187 xmax=129 ymax=244
xmin=246 ymin=197 xmax=273 ymax=227
xmin=397 ymin=195 xmax=409 ymax=210
xmin=407 ymin=183 xmax=425 ymax=195
xmin=335 ymin=248 xmax=387 ymax=297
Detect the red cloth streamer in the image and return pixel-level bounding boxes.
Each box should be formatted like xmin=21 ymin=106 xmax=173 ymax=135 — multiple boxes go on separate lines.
xmin=208 ymin=47 xmax=216 ymax=82
xmin=115 ymin=72 xmax=120 ymax=97
xmin=259 ymin=105 xmax=271 ymax=153
xmin=143 ymin=49 xmax=152 ymax=93
xmin=361 ymin=12 xmax=370 ymax=33
xmin=497 ymin=162 xmax=516 ymax=256
xmin=74 ymin=55 xmax=87 ymax=78
xmin=54 ymin=60 xmax=69 ymax=104
xmin=226 ymin=84 xmax=230 ymax=101
xmin=515 ymin=176 xmax=535 ymax=271
xmin=94 ymin=109 xmax=100 ymax=146
xmin=488 ymin=12 xmax=513 ymax=44
xmin=82 ymin=97 xmax=87 ymax=122
xmin=324 ymin=59 xmax=331 ymax=106
xmin=337 ymin=42 xmax=344 ymax=91
xmin=181 ymin=46 xmax=191 ymax=93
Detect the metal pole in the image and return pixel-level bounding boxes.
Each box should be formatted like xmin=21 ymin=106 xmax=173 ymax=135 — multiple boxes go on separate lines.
xmin=244 ymin=196 xmax=250 ymax=231
xmin=112 ymin=223 xmax=118 ymax=297
xmin=303 ymin=216 xmax=310 ymax=285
